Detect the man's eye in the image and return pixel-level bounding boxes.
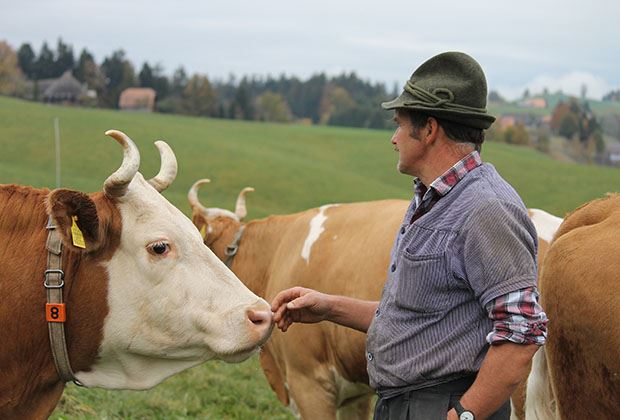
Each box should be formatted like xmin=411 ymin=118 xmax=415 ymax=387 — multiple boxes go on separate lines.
xmin=148 ymin=241 xmax=170 ymax=256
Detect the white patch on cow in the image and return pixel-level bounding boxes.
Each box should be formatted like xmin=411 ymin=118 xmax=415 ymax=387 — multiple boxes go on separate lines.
xmin=74 ymin=174 xmax=270 ymax=389
xmin=529 ymin=209 xmax=563 ymax=244
xmin=525 ymin=347 xmax=559 ymax=420
xmin=284 ymin=383 xmax=301 ymax=418
xmin=330 ymin=366 xmax=373 ymax=409
xmin=301 ymin=204 xmax=339 ymax=263
xmin=510 ymin=399 xmax=519 ymax=420
xmin=333 ymin=235 xmax=338 ymax=240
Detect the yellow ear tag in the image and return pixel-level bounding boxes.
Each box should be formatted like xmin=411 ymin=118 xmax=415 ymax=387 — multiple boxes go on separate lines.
xmin=71 ymin=216 xmax=86 ymax=249
xmin=200 ymin=225 xmax=207 ymax=238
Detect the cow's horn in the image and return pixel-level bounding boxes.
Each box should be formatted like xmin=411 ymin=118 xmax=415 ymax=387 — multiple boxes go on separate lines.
xmin=148 ymin=141 xmax=178 ymax=192
xmin=188 ymin=179 xmax=211 ymax=214
xmin=103 ymin=130 xmax=140 ymax=198
xmin=235 ymin=187 xmax=254 ymax=221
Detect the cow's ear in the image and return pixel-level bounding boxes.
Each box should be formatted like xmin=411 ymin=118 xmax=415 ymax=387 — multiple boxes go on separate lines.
xmin=191 ymin=214 xmax=210 ymax=244
xmin=47 ymin=189 xmax=102 ymax=252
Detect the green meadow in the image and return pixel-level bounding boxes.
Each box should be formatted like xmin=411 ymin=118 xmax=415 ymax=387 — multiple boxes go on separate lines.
xmin=1 ymin=95 xmax=619 ymax=419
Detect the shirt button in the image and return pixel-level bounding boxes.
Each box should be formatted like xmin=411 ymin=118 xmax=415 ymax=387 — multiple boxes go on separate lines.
xmin=400 ymin=226 xmax=406 ymax=234
xmin=375 ymin=308 xmax=380 ymax=316
xmin=390 ymin=263 xmax=396 ymax=272
xmin=367 ymin=352 xmax=373 ymax=361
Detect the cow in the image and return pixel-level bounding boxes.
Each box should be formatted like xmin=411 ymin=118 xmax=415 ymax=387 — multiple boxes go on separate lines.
xmin=524 ymin=194 xmax=620 ymax=419
xmin=188 ymin=179 xmax=563 ymax=419
xmin=0 ymin=131 xmax=273 ymax=419
xmin=510 ymin=209 xmax=563 ymax=420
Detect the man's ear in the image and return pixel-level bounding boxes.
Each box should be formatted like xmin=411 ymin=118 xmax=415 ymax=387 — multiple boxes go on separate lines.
xmin=47 ymin=189 xmax=102 ymax=252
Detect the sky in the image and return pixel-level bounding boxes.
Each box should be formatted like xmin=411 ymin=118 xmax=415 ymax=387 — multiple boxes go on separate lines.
xmin=2 ymin=0 xmax=619 ymax=100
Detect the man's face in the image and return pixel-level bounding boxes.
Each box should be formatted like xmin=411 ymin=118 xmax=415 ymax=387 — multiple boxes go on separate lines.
xmin=391 ymin=112 xmax=427 ymax=177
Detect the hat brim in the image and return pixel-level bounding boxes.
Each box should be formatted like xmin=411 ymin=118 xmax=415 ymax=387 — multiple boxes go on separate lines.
xmin=381 ymin=92 xmax=496 ymax=130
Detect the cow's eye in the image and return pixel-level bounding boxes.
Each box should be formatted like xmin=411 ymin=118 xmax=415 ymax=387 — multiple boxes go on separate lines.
xmin=148 ymin=241 xmax=170 ymax=256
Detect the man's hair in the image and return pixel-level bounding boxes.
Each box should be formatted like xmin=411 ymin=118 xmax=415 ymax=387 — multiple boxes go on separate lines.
xmin=398 ymin=108 xmax=485 ymax=151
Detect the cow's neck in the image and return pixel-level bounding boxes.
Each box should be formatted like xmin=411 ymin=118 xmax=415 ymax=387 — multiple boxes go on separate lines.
xmin=228 ymin=215 xmax=291 ymax=297
xmin=0 ymin=186 xmax=113 ymax=417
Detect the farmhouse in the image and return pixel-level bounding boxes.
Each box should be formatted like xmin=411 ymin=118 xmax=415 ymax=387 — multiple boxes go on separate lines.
xmin=118 ymin=87 xmax=156 ymax=111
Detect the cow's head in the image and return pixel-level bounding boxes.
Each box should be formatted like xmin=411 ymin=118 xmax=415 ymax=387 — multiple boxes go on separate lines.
xmin=46 ymin=131 xmax=272 ymax=389
xmin=187 ymin=178 xmax=253 ymax=262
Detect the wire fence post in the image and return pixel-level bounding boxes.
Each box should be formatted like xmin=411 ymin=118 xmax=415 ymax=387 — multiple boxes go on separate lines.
xmin=54 ymin=117 xmax=61 ymax=188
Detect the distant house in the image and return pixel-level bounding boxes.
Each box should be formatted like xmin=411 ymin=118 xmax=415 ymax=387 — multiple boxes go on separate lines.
xmin=499 ymin=115 xmax=516 ymax=129
xmin=605 ymin=143 xmax=620 ymax=166
xmin=119 ymin=87 xmax=156 ymax=112
xmin=42 ymin=70 xmax=87 ymax=104
xmin=518 ymin=97 xmax=547 ymax=109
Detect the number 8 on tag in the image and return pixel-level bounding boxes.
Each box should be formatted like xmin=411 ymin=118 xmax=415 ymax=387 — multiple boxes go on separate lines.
xmin=46 ymin=303 xmax=66 ymax=322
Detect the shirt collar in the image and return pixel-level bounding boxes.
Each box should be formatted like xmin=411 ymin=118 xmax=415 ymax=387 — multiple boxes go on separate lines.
xmin=414 ymin=150 xmax=483 ymax=199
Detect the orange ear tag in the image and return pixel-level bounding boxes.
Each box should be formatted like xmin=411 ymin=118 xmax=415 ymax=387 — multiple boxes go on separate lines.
xmin=46 ymin=303 xmax=67 ymax=322
xmin=71 ymin=216 xmax=86 ymax=248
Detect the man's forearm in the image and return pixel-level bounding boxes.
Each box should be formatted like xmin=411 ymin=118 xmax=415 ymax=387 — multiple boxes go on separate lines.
xmin=452 ymin=343 xmax=539 ymax=419
xmin=325 ymin=295 xmax=379 ymax=332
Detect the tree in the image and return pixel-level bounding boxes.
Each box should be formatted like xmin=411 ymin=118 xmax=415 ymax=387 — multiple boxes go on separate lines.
xmin=138 ymin=62 xmax=154 ymax=88
xmin=504 ymin=123 xmax=530 ymax=146
xmin=34 ymin=42 xmax=55 ymax=79
xmin=182 ymin=74 xmax=217 ymax=116
xmin=53 ymin=38 xmax=74 ymax=77
xmin=255 ymin=91 xmax=292 ymax=122
xmin=74 ymin=49 xmax=104 ymax=92
xmin=559 ymin=113 xmax=579 ymax=139
xmin=170 ymin=66 xmax=188 ymax=96
xmin=488 ymin=90 xmax=505 ymax=103
xmin=17 ymin=43 xmax=35 ymax=79
xmin=232 ymin=78 xmax=254 ymax=120
xmin=0 ymin=41 xmax=25 ymax=96
xmin=100 ymin=50 xmax=136 ymax=108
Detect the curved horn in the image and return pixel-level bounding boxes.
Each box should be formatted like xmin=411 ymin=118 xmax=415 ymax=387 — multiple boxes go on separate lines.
xmin=188 ymin=179 xmax=211 ymax=215
xmin=235 ymin=187 xmax=254 ymax=221
xmin=148 ymin=141 xmax=178 ymax=192
xmin=103 ymin=130 xmax=140 ymax=198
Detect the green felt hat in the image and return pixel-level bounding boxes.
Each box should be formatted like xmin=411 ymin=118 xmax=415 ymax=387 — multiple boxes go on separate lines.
xmin=382 ymin=52 xmax=496 ymax=129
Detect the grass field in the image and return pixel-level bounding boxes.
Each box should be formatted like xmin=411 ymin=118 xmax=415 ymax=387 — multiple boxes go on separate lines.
xmin=1 ymin=95 xmax=619 ymax=419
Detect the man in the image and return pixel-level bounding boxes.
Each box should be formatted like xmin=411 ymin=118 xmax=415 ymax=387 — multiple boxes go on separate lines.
xmin=271 ymin=52 xmax=547 ymax=420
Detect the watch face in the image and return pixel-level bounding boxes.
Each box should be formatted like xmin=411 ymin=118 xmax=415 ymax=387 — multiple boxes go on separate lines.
xmin=459 ymin=412 xmax=475 ymax=420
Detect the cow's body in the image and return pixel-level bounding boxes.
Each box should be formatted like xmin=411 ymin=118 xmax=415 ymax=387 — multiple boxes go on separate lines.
xmin=524 ymin=194 xmax=620 ymax=419
xmin=0 ymin=132 xmax=272 ymax=419
xmin=191 ymin=188 xmax=408 ymax=419
xmin=190 ymin=181 xmax=562 ymax=420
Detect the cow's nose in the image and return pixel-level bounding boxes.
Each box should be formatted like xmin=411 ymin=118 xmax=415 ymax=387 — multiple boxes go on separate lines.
xmin=247 ymin=305 xmax=273 ymax=339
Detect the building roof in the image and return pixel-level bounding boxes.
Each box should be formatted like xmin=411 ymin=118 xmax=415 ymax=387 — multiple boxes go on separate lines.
xmin=119 ymin=87 xmax=156 ymax=111
xmin=43 ymin=70 xmax=85 ymax=101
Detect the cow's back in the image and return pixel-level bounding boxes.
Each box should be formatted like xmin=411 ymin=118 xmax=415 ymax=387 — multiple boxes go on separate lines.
xmin=539 ymin=194 xmax=620 ymax=418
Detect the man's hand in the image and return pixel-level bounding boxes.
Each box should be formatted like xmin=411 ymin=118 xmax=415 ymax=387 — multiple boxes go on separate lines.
xmin=271 ymin=287 xmax=333 ymax=332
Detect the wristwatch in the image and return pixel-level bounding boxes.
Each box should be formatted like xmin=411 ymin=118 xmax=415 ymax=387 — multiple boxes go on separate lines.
xmin=453 ymin=400 xmax=475 ymax=420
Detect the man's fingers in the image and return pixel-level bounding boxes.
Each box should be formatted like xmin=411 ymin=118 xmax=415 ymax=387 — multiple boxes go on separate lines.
xmin=271 ymin=287 xmax=304 ymax=312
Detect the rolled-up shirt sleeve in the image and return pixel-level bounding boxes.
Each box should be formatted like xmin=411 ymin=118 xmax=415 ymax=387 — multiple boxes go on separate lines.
xmin=485 ymin=286 xmax=548 ymax=345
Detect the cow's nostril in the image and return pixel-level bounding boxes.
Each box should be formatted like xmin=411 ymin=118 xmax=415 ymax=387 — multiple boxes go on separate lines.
xmin=247 ymin=309 xmax=272 ymax=326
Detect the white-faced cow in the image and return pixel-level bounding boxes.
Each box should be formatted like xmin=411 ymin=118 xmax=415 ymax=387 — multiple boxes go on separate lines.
xmin=0 ymin=131 xmax=272 ymax=419
xmin=524 ymin=194 xmax=620 ymax=419
xmin=188 ymin=179 xmax=562 ymax=420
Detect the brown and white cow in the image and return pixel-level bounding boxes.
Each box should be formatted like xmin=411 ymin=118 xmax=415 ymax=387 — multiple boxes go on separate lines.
xmin=189 ymin=179 xmax=407 ymax=419
xmin=524 ymin=194 xmax=620 ymax=419
xmin=0 ymin=131 xmax=272 ymax=419
xmin=188 ymin=179 xmax=562 ymax=419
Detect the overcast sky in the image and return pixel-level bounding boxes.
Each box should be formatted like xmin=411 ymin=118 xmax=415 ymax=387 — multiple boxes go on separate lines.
xmin=2 ymin=0 xmax=619 ymax=100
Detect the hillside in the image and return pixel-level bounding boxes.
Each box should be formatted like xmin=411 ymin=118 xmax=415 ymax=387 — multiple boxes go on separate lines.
xmin=2 ymin=96 xmax=619 ymax=218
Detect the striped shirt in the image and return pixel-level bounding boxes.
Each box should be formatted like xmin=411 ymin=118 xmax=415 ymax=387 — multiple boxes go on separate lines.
xmin=414 ymin=151 xmax=547 ymax=346
xmin=366 ymin=153 xmax=542 ymax=391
